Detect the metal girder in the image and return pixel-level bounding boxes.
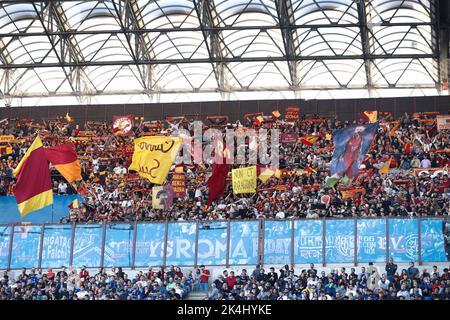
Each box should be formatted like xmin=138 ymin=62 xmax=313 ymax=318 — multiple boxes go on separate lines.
xmin=357 ymin=0 xmax=373 ymax=92
xmin=50 ymin=0 xmax=90 ymax=99
xmin=0 ymin=0 xmax=445 ymax=100
xmin=0 ymin=53 xmax=437 ymax=69
xmin=192 ymin=0 xmax=222 ymax=91
xmin=31 ymin=1 xmax=77 ymax=94
xmin=52 ymin=1 xmax=84 ymax=63
xmin=275 ymin=0 xmax=297 ymax=88
xmin=110 ymin=0 xmax=148 ymax=91
xmin=1 ymin=82 xmax=439 ymax=99
xmin=125 ymin=0 xmax=156 ymax=92
xmin=438 ymin=0 xmax=449 ymax=93
xmin=0 ymin=22 xmax=437 ymax=38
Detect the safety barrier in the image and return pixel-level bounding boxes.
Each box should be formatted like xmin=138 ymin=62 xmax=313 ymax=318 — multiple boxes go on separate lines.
xmin=0 ymin=217 xmax=448 ymax=270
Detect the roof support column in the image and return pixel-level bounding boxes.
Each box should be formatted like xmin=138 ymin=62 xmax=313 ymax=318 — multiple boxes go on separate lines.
xmin=357 ymin=0 xmax=373 ymax=97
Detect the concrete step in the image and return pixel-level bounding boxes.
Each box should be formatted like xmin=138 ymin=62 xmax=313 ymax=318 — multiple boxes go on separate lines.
xmin=186 ymin=291 xmax=208 ymax=300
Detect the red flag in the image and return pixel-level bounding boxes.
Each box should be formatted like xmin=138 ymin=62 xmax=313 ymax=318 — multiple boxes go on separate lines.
xmin=206 ymin=138 xmax=231 ymax=205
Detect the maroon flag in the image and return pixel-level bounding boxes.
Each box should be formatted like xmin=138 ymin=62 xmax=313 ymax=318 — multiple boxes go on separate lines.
xmin=206 ymin=138 xmax=232 ymax=205
xmin=113 ymin=115 xmax=134 ymax=136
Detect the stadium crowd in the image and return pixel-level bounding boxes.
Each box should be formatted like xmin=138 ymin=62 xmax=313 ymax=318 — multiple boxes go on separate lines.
xmin=0 ymin=111 xmax=449 ymax=224
xmin=203 ymin=262 xmax=450 ymax=301
xmin=0 ymin=261 xmax=449 ymax=300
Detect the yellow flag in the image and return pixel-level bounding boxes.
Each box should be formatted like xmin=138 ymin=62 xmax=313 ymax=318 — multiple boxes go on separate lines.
xmin=258 ymin=167 xmax=275 ymax=183
xmin=364 ymin=111 xmax=378 ymax=123
xmin=232 ymin=166 xmax=257 ymax=194
xmin=129 ymin=136 xmax=182 ymax=185
xmin=379 ymin=160 xmax=391 ymax=174
xmin=274 ymin=168 xmax=282 ymax=178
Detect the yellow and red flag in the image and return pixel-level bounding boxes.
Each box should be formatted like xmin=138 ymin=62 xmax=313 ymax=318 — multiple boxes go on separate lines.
xmin=253 ymin=115 xmax=264 ymax=125
xmin=13 ymin=136 xmax=53 ymax=217
xmin=44 ymin=142 xmax=82 ymax=184
xmin=271 ymin=110 xmax=281 ymax=119
xmin=360 ymin=111 xmax=378 ymax=123
xmin=300 ymin=135 xmax=319 ymax=146
xmin=305 ymin=165 xmax=317 ymax=174
xmin=341 ymin=187 xmax=366 ymax=200
xmin=379 ymin=159 xmax=391 ymax=174
xmin=0 ymin=146 xmax=13 ymax=155
xmin=68 ymin=199 xmax=79 ymax=210
xmin=64 ymin=113 xmax=73 ymax=123
xmin=258 ymin=165 xmax=278 ymax=183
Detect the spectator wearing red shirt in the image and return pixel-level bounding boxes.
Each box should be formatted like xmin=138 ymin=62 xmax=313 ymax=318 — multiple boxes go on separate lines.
xmin=79 ymin=266 xmax=89 ymax=280
xmin=199 ymin=265 xmax=210 ymax=291
xmin=226 ymin=271 xmax=237 ymax=289
xmin=46 ymin=268 xmax=55 ymax=280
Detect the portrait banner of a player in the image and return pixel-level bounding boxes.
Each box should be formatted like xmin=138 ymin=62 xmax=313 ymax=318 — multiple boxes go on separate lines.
xmin=327 ymin=123 xmax=378 ymax=187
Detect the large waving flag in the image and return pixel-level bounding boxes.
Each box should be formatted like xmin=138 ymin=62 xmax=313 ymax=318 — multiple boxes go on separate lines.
xmin=327 ymin=123 xmax=379 ymax=187
xmin=129 ymin=136 xmax=183 ymax=184
xmin=13 ymin=136 xmax=53 ymax=217
xmin=207 ymin=138 xmax=232 ymax=205
xmin=44 ymin=142 xmax=82 ymax=184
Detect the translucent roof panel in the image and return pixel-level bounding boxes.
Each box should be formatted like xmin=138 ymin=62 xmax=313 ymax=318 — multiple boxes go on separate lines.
xmin=0 ymin=0 xmax=442 ymax=103
xmin=152 ymin=63 xmax=217 ymax=91
xmin=371 ymin=58 xmax=437 ymax=87
xmin=291 ymin=0 xmax=360 ymax=25
xmin=297 ymin=59 xmax=367 ymax=88
xmin=225 ymin=61 xmax=291 ymax=89
xmin=138 ymin=0 xmax=200 ymax=29
xmin=294 ymin=27 xmax=362 ymax=56
xmin=61 ymin=1 xmax=122 ymax=31
xmin=366 ymin=0 xmax=432 ymax=24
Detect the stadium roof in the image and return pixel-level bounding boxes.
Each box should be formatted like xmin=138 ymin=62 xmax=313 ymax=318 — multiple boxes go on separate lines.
xmin=0 ymin=0 xmax=447 ymax=106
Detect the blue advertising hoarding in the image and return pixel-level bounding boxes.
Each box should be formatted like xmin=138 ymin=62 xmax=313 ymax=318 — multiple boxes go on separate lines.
xmin=0 ymin=217 xmax=448 ymax=269
xmin=389 ymin=218 xmax=418 ymax=262
xmin=41 ymin=225 xmax=72 ymax=268
xmin=325 ymin=219 xmax=355 ymax=263
xmin=263 ymin=220 xmax=292 ymax=265
xmin=294 ymin=220 xmax=323 ymax=264
xmin=134 ymin=223 xmax=166 ymax=267
xmin=420 ymin=218 xmax=447 ymax=262
xmin=165 ymin=222 xmax=197 ymax=266
xmin=197 ymin=221 xmax=228 ymax=266
xmin=103 ymin=224 xmax=134 ymax=267
xmin=0 ymin=226 xmax=11 ymax=269
xmin=10 ymin=225 xmax=42 ymax=269
xmin=72 ymin=224 xmax=103 ymax=267
xmin=229 ymin=221 xmax=259 ymax=265
xmin=357 ymin=219 xmax=387 ymax=262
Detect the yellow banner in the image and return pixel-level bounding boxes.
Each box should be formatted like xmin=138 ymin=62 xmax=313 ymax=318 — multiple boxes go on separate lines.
xmin=232 ymin=166 xmax=257 ymax=194
xmin=129 ymin=136 xmax=182 ymax=185
xmin=0 ymin=135 xmax=14 ymax=143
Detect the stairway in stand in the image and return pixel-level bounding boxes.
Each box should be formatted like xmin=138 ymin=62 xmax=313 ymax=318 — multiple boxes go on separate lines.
xmin=186 ymin=291 xmax=208 ymax=300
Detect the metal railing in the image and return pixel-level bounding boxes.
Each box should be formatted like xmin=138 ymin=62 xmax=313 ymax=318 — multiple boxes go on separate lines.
xmin=0 ymin=216 xmax=448 ymax=270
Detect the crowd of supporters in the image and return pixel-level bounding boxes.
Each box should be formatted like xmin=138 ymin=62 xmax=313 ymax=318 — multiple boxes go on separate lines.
xmin=204 ymin=262 xmax=450 ymax=300
xmin=1 ymin=261 xmax=449 ymax=300
xmin=0 ymin=112 xmax=449 ymax=224
xmin=0 ymin=265 xmax=195 ymax=300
